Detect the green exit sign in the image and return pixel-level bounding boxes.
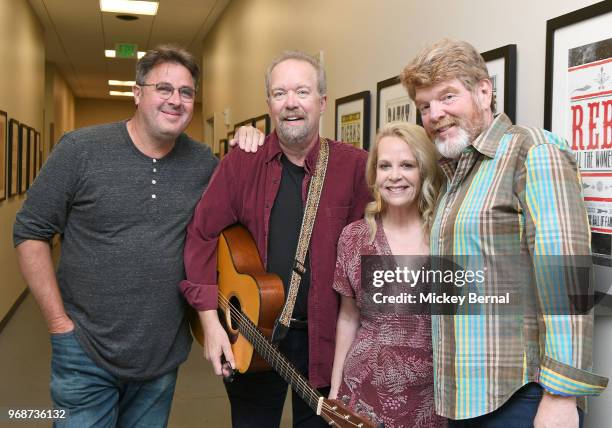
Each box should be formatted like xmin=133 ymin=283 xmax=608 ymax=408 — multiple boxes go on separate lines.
xmin=115 ymin=43 xmax=138 ymax=59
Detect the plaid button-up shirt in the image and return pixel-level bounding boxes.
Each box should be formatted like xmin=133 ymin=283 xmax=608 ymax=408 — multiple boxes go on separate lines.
xmin=430 ymin=113 xmax=608 ymax=419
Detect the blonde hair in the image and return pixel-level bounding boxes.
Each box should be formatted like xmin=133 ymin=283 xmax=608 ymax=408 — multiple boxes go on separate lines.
xmin=364 ymin=121 xmax=443 ymax=242
xmin=400 ymin=39 xmax=495 ymax=113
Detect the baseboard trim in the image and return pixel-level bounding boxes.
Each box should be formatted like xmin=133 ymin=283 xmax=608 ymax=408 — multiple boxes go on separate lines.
xmin=0 ymin=288 xmax=29 ymax=335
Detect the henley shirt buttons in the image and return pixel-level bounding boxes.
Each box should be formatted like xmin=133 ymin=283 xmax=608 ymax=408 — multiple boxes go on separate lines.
xmin=152 ymin=194 xmax=157 ymax=199
xmin=152 ymin=180 xmax=157 ymax=184
xmin=153 ymin=159 xmax=157 ymax=163
xmin=153 ymin=168 xmax=157 ymax=173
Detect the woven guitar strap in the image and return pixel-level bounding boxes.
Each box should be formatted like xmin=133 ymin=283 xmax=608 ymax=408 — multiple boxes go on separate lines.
xmin=271 ymin=138 xmax=329 ymax=343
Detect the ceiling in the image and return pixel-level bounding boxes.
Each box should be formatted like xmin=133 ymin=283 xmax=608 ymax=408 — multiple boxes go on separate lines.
xmin=28 ymin=0 xmax=230 ymax=100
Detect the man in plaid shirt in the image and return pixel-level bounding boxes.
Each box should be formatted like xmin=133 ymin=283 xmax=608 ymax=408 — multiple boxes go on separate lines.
xmin=401 ymin=39 xmax=608 ymax=427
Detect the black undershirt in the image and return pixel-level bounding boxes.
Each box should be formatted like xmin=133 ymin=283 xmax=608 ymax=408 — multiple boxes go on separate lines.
xmin=266 ymin=155 xmax=310 ymax=320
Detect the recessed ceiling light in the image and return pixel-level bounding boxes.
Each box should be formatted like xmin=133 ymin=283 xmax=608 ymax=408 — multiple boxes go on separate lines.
xmin=110 ymin=90 xmax=134 ymax=97
xmin=105 ymin=50 xmax=146 ymax=59
xmin=100 ymin=0 xmax=158 ymax=16
xmin=109 ymin=80 xmax=136 ymax=86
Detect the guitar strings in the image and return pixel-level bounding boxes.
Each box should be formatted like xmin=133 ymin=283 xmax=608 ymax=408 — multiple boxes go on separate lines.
xmin=217 ymin=294 xmax=366 ymax=427
xmin=218 ymin=295 xmax=320 ymax=404
xmin=219 ymin=295 xmax=363 ymax=426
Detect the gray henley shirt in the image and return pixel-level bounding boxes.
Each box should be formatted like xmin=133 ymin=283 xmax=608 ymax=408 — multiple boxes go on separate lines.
xmin=14 ymin=121 xmax=218 ymax=380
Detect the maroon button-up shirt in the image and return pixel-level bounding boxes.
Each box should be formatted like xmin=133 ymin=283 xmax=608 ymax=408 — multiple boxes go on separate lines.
xmin=181 ymin=132 xmax=370 ymax=387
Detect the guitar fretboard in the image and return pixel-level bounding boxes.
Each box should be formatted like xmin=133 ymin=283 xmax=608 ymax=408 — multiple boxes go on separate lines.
xmin=233 ymin=311 xmax=321 ymax=412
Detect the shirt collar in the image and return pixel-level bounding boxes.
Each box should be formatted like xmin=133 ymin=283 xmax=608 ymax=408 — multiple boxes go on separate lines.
xmin=437 ymin=113 xmax=513 ymax=178
xmin=471 ymin=113 xmax=513 ymax=158
xmin=264 ymin=131 xmax=283 ymax=163
xmin=437 ymin=112 xmax=513 ymax=165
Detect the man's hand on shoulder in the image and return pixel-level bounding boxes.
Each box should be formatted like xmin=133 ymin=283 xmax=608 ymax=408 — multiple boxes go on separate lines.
xmin=534 ymin=392 xmax=578 ymax=428
xmin=230 ymin=126 xmax=265 ymax=153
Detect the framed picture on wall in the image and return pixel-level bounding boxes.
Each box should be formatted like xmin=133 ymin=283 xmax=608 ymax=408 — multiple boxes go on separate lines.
xmin=218 ymin=138 xmax=229 ymax=160
xmin=543 ymin=1 xmax=612 ymax=263
xmin=335 ymin=91 xmax=370 ymax=150
xmin=8 ymin=119 xmax=19 ymax=197
xmin=18 ymin=123 xmax=28 ymax=194
xmin=33 ymin=129 xmax=40 ymax=180
xmin=32 ymin=130 xmax=38 ymax=180
xmin=253 ymin=114 xmax=271 ymax=135
xmin=36 ymin=131 xmax=42 ymax=172
xmin=0 ymin=110 xmax=7 ymax=202
xmin=376 ymin=76 xmax=418 ymax=130
xmin=28 ymin=127 xmax=36 ymax=186
xmin=227 ymin=130 xmax=235 ymax=141
xmin=481 ymin=44 xmax=517 ymax=123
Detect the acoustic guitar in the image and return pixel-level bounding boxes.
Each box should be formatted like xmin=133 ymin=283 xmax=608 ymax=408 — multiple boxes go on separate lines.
xmin=189 ymin=224 xmax=382 ymax=427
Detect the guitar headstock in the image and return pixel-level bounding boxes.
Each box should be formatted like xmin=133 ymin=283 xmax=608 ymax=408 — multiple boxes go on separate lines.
xmin=320 ymin=398 xmax=384 ymax=428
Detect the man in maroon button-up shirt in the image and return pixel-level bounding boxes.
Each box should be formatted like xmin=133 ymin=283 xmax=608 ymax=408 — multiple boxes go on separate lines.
xmin=181 ymin=51 xmax=370 ymax=427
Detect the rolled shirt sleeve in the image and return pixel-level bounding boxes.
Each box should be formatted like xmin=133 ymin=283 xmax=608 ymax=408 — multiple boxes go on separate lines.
xmin=523 ymin=138 xmax=608 ymax=396
xmin=14 ymin=134 xmax=82 ymax=246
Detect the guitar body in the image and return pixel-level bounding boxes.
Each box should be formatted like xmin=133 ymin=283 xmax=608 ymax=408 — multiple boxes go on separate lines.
xmin=189 ymin=224 xmax=285 ymax=373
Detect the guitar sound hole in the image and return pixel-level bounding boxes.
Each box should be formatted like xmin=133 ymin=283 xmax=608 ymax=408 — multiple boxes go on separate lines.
xmin=228 ymin=296 xmax=242 ymax=331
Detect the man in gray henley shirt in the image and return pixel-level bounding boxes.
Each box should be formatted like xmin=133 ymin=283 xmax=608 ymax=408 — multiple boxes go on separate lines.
xmin=13 ymin=45 xmax=262 ymax=427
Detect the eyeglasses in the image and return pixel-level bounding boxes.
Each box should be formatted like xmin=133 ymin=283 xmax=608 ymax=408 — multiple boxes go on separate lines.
xmin=138 ymin=82 xmax=196 ymax=102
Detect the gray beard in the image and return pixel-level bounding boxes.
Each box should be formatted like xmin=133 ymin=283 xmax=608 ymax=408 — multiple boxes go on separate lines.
xmin=435 ymin=126 xmax=471 ymax=159
xmin=277 ymin=120 xmax=310 ymax=145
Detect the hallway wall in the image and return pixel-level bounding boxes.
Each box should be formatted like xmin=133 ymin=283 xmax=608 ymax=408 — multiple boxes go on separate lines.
xmin=0 ymin=0 xmax=46 ymax=322
xmin=50 ymin=65 xmax=76 ymax=149
xmin=199 ymin=0 xmax=601 ymax=152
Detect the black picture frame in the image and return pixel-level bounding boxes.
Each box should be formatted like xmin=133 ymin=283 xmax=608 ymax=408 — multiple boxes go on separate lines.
xmin=543 ymin=1 xmax=612 ymax=265
xmin=481 ymin=44 xmax=517 ymax=123
xmin=0 ymin=110 xmax=7 ymax=202
xmin=7 ymin=119 xmax=19 ymax=197
xmin=18 ymin=123 xmax=28 ymax=194
xmin=28 ymin=127 xmax=36 ymax=187
xmin=253 ymin=114 xmax=271 ymax=135
xmin=335 ymin=91 xmax=371 ymax=150
xmin=219 ymin=138 xmax=229 ymax=160
xmin=376 ymin=76 xmax=420 ymax=131
xmin=36 ymin=131 xmax=42 ymax=172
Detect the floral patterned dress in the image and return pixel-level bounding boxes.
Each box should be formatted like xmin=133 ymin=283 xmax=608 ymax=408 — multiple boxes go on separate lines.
xmin=333 ymin=218 xmax=446 ymax=428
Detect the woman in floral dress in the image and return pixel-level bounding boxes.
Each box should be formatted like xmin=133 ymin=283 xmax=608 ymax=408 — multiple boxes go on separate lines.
xmin=329 ymin=122 xmax=446 ymax=428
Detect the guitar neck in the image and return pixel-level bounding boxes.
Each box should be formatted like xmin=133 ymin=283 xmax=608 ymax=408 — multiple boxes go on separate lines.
xmin=236 ymin=316 xmax=323 ymax=415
